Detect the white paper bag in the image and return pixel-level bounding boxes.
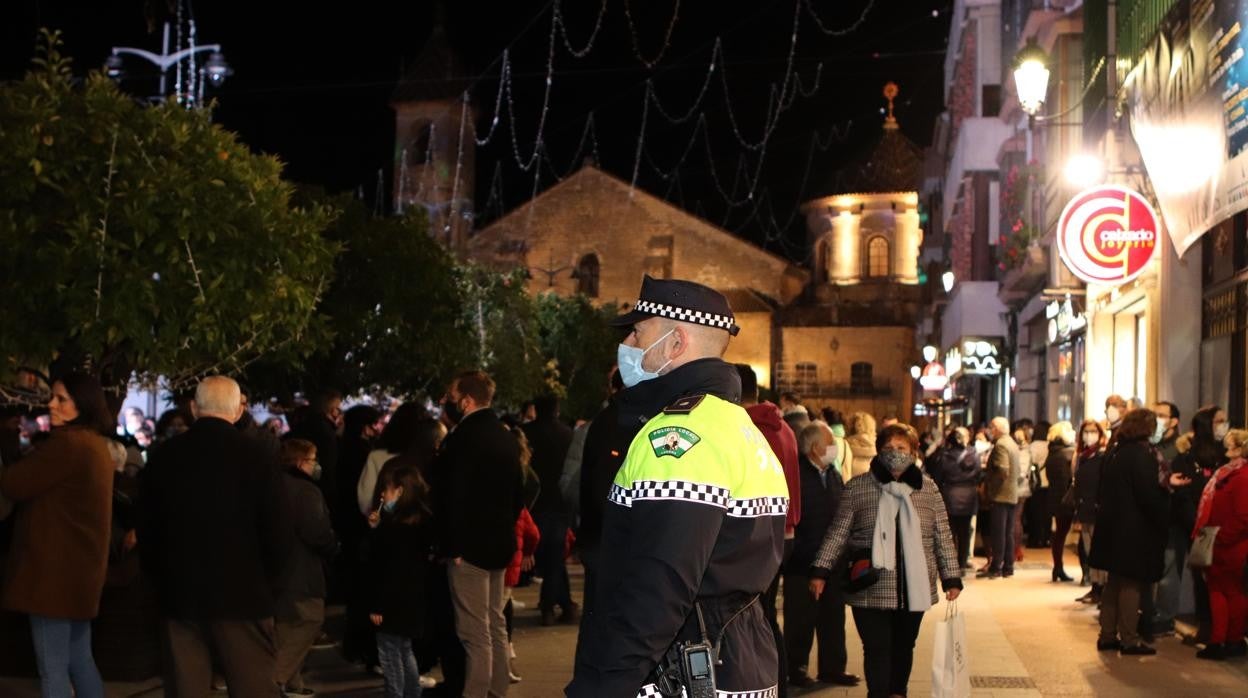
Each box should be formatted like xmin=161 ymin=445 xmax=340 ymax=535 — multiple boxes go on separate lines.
xmin=931 ymin=601 xmax=970 ymax=698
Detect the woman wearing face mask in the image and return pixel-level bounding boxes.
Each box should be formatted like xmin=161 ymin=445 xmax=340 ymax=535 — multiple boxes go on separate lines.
xmin=274 ymin=439 xmax=339 ymax=696
xmin=1071 ymin=420 xmax=1107 ymax=601
xmin=1044 ymin=422 xmax=1077 ymax=582
xmin=1172 ymin=405 xmax=1230 ymax=644
xmin=1192 ymin=429 xmax=1248 ymax=660
xmin=926 ymin=427 xmax=982 ymax=570
xmin=366 ymin=465 xmax=435 ymax=698
xmin=357 ymin=403 xmax=431 ymax=518
xmin=0 ymin=372 xmax=115 ymax=698
xmin=808 ymin=423 xmax=962 ymax=698
xmin=1089 ymin=408 xmax=1190 ymax=656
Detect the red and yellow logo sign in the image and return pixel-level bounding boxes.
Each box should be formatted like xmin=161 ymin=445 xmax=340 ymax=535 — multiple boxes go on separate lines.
xmin=1056 ymin=185 xmax=1160 ymax=285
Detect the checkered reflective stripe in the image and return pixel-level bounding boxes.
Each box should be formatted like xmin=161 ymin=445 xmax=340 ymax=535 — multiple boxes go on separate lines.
xmin=635 ymin=300 xmax=736 ymax=332
xmin=610 ymin=482 xmax=785 ymax=519
xmin=635 ymin=684 xmax=779 ymax=698
xmin=727 ymin=496 xmax=788 ymax=518
xmin=610 ymin=480 xmax=732 ymax=509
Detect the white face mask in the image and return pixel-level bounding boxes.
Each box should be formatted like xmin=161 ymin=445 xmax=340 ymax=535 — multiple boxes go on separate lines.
xmin=1150 ymin=419 xmax=1167 ymax=445
xmin=1107 ymin=406 xmax=1121 ymax=424
xmin=616 ymin=329 xmax=674 ymax=388
xmin=1215 ymin=423 xmax=1230 ymax=441
xmin=820 ymin=443 xmax=840 ymax=471
xmin=974 ymin=440 xmax=992 ymax=455
xmin=1083 ymin=431 xmax=1100 ymax=447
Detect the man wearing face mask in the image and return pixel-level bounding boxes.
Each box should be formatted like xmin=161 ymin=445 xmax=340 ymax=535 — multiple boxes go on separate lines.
xmin=782 ymin=422 xmax=859 ymax=688
xmin=979 ymin=417 xmax=1020 ymax=579
xmin=568 ymin=276 xmax=790 ymax=698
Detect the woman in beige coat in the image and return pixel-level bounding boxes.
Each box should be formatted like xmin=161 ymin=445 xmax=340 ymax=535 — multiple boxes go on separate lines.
xmin=846 ymin=412 xmax=878 ymax=478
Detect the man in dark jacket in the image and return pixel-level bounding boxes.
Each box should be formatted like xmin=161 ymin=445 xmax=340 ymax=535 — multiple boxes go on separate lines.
xmin=139 ymin=376 xmax=292 ymax=697
xmin=275 ymin=439 xmax=339 ymax=695
xmin=737 ymin=364 xmax=801 ymax=696
xmin=784 ymin=422 xmax=859 ymax=688
xmin=569 ymin=276 xmax=789 ymax=698
xmin=286 ymin=389 xmax=343 ymax=511
xmin=522 ymin=394 xmax=576 ymax=625
xmin=434 ymin=370 xmax=523 ymax=698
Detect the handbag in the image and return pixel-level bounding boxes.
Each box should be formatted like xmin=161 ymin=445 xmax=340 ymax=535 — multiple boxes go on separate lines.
xmin=843 ymin=548 xmax=880 ymax=592
xmin=931 ymin=600 xmax=970 ymax=698
xmin=1189 ymin=526 xmax=1220 ymax=568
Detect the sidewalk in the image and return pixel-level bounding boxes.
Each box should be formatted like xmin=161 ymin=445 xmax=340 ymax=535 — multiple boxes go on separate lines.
xmin=2 ymin=550 xmax=1246 ymax=696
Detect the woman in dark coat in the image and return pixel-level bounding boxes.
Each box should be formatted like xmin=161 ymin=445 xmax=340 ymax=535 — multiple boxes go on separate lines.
xmin=1172 ymin=405 xmax=1229 ymax=643
xmin=0 ymin=373 xmax=115 ymax=698
xmin=1072 ymin=419 xmax=1107 ymax=599
xmin=1089 ymin=408 xmax=1188 ymax=655
xmin=1043 ymin=422 xmax=1076 ymax=582
xmin=926 ymin=426 xmax=981 ymax=569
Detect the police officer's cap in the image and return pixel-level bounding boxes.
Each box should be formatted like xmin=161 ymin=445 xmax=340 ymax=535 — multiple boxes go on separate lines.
xmin=610 ymin=275 xmax=740 ymax=336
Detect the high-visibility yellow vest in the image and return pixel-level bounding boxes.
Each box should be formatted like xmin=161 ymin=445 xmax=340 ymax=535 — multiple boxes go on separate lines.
xmin=609 ymin=394 xmax=790 ymax=516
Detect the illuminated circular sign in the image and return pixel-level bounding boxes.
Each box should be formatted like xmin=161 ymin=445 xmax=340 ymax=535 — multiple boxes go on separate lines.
xmin=1056 ymin=185 xmax=1160 ymax=285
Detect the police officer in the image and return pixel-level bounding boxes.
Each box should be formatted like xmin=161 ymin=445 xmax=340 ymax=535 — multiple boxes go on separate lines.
xmin=567 ymin=276 xmax=789 ymax=698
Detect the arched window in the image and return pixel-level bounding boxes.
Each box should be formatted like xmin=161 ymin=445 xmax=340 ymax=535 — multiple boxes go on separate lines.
xmin=408 ymin=122 xmax=433 ymax=165
xmin=867 ymin=236 xmax=890 ymax=278
xmin=850 ymin=362 xmax=874 ymax=394
xmin=575 ymin=253 xmax=600 ymax=297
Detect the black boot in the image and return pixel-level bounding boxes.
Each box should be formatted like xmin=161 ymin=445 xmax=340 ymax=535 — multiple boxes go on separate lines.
xmin=1197 ymin=643 xmax=1227 ymax=660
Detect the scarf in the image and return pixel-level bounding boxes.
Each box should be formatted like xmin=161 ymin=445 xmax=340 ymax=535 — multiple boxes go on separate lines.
xmin=1193 ymin=457 xmax=1247 ymax=536
xmin=872 ymin=477 xmax=932 ymax=612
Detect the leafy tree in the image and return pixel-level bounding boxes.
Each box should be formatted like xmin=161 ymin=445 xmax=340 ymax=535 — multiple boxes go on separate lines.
xmin=457 ymin=264 xmax=548 ymax=408
xmin=535 ymin=292 xmax=620 ymax=421
xmin=0 ymin=32 xmax=337 ymax=399
xmin=245 ymin=196 xmax=468 ymax=402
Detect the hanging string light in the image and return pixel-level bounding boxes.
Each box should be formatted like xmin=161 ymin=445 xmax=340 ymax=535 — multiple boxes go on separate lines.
xmin=803 ymin=0 xmax=877 ymax=36
xmin=555 ymin=0 xmax=608 ymax=58
xmin=623 ymin=0 xmax=682 ymax=69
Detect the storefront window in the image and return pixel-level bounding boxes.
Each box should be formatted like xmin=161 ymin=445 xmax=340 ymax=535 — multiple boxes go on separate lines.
xmin=1112 ymin=306 xmax=1147 ymax=402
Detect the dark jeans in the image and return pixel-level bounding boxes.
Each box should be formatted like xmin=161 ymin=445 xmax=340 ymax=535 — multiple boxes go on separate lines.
xmin=1155 ymin=526 xmax=1190 ymax=627
xmin=29 ymin=615 xmax=104 ymax=698
xmin=1051 ymin=514 xmax=1073 ymax=571
xmin=377 ymin=632 xmax=422 ymax=698
xmin=783 ymin=574 xmax=847 ymax=679
xmin=534 ymin=511 xmax=573 ymax=611
xmin=1028 ymin=488 xmax=1051 ymax=547
xmin=762 ymin=539 xmax=792 ymax=696
xmin=989 ymin=503 xmax=1016 ymax=574
xmin=948 ymin=515 xmax=973 ymax=568
xmin=851 ymin=607 xmax=924 ymax=698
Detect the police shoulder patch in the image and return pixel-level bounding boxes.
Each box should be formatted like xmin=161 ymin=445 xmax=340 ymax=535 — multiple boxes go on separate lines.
xmin=649 ymin=426 xmax=702 ymax=458
xmin=662 ymin=394 xmax=706 ymax=415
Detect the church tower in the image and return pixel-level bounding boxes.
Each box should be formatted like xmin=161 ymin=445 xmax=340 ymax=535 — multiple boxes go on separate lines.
xmin=800 ymin=82 xmax=925 ymax=321
xmin=391 ymin=10 xmax=475 ymax=254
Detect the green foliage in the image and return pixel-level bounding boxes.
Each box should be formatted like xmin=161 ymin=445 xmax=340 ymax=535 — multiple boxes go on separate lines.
xmin=0 ymin=31 xmax=337 ymax=392
xmin=535 ymin=292 xmax=620 ymax=421
xmin=457 ymin=264 xmax=547 ymax=408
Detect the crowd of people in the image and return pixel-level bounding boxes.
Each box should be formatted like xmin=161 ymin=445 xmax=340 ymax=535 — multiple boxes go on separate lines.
xmin=1 ymin=356 xmax=1246 ymax=698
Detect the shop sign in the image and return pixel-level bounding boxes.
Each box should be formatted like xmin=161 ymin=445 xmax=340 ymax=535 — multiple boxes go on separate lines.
xmin=945 ymin=338 xmax=1002 ymax=377
xmin=919 ymin=361 xmax=948 ymax=392
xmin=1057 ymin=186 xmax=1160 ymax=285
xmin=1046 ymin=298 xmax=1087 ymax=343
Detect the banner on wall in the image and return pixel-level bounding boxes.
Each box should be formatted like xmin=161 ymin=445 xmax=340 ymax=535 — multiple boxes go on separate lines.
xmin=1126 ymin=0 xmax=1248 ymax=256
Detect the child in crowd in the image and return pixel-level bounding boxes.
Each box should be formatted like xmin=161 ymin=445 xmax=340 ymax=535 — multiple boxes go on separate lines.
xmin=367 ymin=465 xmax=433 ymax=698
xmin=275 ymin=439 xmax=339 ymax=697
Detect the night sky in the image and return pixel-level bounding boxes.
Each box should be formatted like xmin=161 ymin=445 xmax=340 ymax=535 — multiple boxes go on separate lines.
xmin=3 ymin=0 xmax=951 ymax=261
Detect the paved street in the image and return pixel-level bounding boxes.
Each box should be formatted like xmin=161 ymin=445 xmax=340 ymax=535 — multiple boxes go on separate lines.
xmin=2 ymin=549 xmax=1246 ymax=697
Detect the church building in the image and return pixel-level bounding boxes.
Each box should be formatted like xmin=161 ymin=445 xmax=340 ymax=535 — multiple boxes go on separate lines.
xmin=393 ymin=23 xmax=923 ymax=419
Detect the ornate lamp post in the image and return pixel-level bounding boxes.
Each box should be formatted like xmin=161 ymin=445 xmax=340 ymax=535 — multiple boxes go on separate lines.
xmin=1013 ymin=39 xmax=1051 ymax=122
xmin=105 ymin=20 xmax=231 ymax=107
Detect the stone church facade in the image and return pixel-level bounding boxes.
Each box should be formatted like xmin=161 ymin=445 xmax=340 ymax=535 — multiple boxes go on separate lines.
xmin=392 ymin=22 xmax=923 ymax=420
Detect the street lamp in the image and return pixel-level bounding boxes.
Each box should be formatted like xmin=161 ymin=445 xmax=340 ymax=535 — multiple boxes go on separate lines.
xmin=941 ymin=270 xmax=956 ymax=294
xmin=910 ymin=365 xmax=922 ymax=380
xmin=106 ymin=21 xmax=231 ymax=106
xmin=1013 ymin=39 xmax=1051 ymax=119
xmin=1064 ymin=153 xmax=1105 ymax=188
xmin=923 ymin=345 xmax=938 ymax=363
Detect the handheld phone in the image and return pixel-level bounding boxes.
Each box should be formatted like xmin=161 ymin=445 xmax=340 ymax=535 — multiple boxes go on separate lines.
xmin=680 ymin=642 xmax=716 ymax=698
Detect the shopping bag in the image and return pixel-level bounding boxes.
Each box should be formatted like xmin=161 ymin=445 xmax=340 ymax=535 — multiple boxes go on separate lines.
xmin=931 ymin=601 xmax=970 ymax=698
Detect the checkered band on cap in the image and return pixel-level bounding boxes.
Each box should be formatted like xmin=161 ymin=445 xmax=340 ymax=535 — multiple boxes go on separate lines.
xmin=634 ymin=300 xmax=736 ymax=332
